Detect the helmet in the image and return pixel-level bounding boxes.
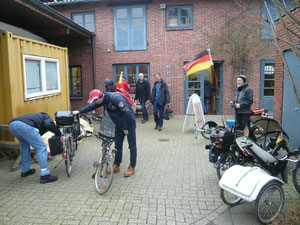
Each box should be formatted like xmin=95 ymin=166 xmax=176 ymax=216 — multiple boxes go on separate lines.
xmin=88 ymin=89 xmax=103 ymax=103
xmin=104 ymin=78 xmax=111 ymax=85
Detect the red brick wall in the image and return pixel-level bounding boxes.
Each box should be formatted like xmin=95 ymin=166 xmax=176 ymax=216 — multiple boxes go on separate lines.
xmin=51 ymin=0 xmax=276 ymax=115
xmin=274 ymin=8 xmax=299 ymax=122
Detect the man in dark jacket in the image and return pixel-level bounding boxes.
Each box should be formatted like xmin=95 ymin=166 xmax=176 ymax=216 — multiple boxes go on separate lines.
xmin=231 ymin=75 xmax=253 ymax=130
xmin=73 ymin=89 xmax=137 ymax=177
xmin=9 ymin=113 xmax=61 ymax=183
xmin=135 ymin=73 xmax=151 ymax=124
xmin=104 ymin=78 xmax=115 ymax=92
xmin=150 ymin=73 xmax=171 ymax=131
xmin=204 ymin=76 xmax=215 ymax=114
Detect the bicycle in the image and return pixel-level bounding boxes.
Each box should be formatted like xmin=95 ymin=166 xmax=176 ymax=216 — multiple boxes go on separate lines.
xmin=54 ymin=112 xmax=80 ymax=177
xmin=91 ymin=133 xmax=116 ymax=194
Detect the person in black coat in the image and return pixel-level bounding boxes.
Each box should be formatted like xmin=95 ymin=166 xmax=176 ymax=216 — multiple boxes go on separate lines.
xmin=104 ymin=78 xmax=115 ymax=92
xmin=9 ymin=112 xmax=61 ymax=183
xmin=150 ymin=73 xmax=171 ymax=131
xmin=204 ymin=76 xmax=215 ymax=114
xmin=135 ymin=73 xmax=151 ymax=123
xmin=230 ymin=75 xmax=253 ymax=130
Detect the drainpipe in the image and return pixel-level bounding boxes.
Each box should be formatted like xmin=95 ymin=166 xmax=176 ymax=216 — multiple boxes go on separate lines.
xmin=91 ymin=36 xmax=96 ymax=89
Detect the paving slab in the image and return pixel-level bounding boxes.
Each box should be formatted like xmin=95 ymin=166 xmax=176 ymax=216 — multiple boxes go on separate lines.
xmin=0 ymin=115 xmax=299 ymax=225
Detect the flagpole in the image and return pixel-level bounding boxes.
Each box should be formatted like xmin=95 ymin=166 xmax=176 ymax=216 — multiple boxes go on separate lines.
xmin=207 ymin=42 xmax=227 ymax=128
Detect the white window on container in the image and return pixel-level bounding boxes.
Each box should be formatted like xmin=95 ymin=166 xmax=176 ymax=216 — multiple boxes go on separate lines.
xmin=24 ymin=55 xmax=61 ymax=100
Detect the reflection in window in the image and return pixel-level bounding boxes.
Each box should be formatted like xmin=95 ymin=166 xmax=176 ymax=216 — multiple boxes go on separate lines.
xmin=166 ymin=5 xmax=193 ymax=28
xmin=72 ymin=12 xmax=96 ymax=32
xmin=70 ymin=66 xmax=83 ymax=97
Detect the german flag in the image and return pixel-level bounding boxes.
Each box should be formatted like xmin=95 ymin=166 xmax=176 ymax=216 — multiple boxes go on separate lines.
xmin=183 ymin=50 xmax=213 ymax=76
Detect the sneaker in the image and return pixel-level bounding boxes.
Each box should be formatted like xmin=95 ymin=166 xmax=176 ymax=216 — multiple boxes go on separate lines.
xmin=141 ymin=120 xmax=147 ymax=124
xmin=21 ymin=168 xmax=36 ymax=177
xmin=124 ymin=166 xmax=135 ymax=177
xmin=40 ymin=174 xmax=58 ymax=184
xmin=158 ymin=126 xmax=162 ymax=131
xmin=154 ymin=125 xmax=158 ymax=129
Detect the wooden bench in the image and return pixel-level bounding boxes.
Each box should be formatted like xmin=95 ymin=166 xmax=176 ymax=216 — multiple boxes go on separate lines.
xmin=0 ymin=124 xmax=35 ymax=171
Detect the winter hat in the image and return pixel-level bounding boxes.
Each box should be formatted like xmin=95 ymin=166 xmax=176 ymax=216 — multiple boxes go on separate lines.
xmin=104 ymin=78 xmax=111 ymax=85
xmin=237 ymin=75 xmax=247 ymax=83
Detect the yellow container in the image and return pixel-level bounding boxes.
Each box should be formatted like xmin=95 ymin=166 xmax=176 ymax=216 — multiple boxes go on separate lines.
xmin=0 ymin=31 xmax=70 ymax=141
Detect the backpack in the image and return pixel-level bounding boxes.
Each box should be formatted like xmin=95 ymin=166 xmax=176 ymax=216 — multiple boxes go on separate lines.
xmin=111 ymin=88 xmax=136 ymax=112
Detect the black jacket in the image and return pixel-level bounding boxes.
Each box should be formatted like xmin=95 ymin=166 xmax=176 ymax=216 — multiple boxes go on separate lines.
xmin=10 ymin=112 xmax=62 ymax=136
xmin=105 ymin=81 xmax=115 ymax=92
xmin=234 ymin=84 xmax=253 ymax=114
xmin=204 ymin=80 xmax=215 ymax=99
xmin=135 ymin=79 xmax=150 ymax=102
xmin=150 ymin=79 xmax=171 ymax=106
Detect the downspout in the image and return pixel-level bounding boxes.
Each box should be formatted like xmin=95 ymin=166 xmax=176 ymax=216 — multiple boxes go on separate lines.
xmin=91 ymin=36 xmax=96 ymax=89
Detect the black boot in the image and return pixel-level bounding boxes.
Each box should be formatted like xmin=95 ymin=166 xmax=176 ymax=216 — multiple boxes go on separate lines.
xmin=40 ymin=174 xmax=58 ymax=184
xmin=21 ymin=168 xmax=36 ymax=177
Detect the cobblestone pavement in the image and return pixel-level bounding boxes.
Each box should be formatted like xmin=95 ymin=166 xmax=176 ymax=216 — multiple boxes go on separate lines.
xmin=0 ymin=115 xmax=299 ymax=225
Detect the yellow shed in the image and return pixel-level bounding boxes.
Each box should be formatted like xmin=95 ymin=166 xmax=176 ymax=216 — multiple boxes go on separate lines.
xmin=0 ymin=31 xmax=70 ymax=140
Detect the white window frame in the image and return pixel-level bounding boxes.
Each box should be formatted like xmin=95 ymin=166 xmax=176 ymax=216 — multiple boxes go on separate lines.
xmin=23 ymin=55 xmax=61 ymax=100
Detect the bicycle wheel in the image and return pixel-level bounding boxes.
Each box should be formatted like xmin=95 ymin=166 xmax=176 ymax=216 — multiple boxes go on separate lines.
xmin=65 ymin=139 xmax=73 ymax=177
xmin=217 ymin=152 xmax=236 ymax=179
xmin=201 ymin=121 xmax=218 ymax=139
xmin=255 ymin=181 xmax=284 ymax=224
xmin=220 ymin=189 xmax=242 ymax=206
xmin=95 ymin=160 xmax=114 ymax=194
xmin=292 ymin=162 xmax=300 ymax=194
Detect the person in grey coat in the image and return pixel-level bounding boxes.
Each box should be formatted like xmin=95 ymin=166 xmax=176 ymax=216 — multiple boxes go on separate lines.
xmin=230 ymin=75 xmax=253 ymax=130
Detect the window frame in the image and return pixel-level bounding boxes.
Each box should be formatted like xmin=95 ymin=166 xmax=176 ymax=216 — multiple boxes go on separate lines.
xmin=113 ymin=5 xmax=147 ymax=51
xmin=71 ymin=11 xmax=96 ymax=33
xmin=23 ymin=54 xmax=61 ymax=100
xmin=69 ymin=65 xmax=83 ymax=98
xmin=166 ymin=5 xmax=193 ymax=29
xmin=113 ymin=63 xmax=150 ymax=94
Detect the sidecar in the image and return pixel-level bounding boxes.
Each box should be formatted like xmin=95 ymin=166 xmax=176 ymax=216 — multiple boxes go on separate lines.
xmin=219 ymin=165 xmax=284 ymax=224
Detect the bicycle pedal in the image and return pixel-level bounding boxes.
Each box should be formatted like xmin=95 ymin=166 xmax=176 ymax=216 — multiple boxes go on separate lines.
xmin=93 ymin=162 xmax=99 ymax=168
xmin=91 ymin=173 xmax=95 ymax=180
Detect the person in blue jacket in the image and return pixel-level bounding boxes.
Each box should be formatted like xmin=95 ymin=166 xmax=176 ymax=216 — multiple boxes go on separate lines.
xmin=73 ymin=89 xmax=137 ymax=177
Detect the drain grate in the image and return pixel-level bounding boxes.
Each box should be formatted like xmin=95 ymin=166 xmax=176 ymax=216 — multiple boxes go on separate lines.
xmin=158 ymin=138 xmax=169 ymax=142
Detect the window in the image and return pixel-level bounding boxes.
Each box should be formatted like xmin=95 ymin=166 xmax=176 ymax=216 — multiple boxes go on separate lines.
xmin=72 ymin=12 xmax=96 ymax=32
xmin=23 ymin=55 xmax=60 ymax=99
xmin=261 ymin=0 xmax=297 ymax=39
xmin=166 ymin=5 xmax=193 ymax=28
xmin=113 ymin=64 xmax=150 ymax=94
xmin=262 ymin=62 xmax=275 ymax=96
xmin=69 ymin=66 xmax=83 ymax=97
xmin=114 ymin=5 xmax=147 ymax=51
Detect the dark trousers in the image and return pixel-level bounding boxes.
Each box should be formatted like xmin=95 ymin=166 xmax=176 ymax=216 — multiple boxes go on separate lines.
xmin=114 ymin=121 xmax=137 ymax=168
xmin=141 ymin=101 xmax=148 ymax=121
xmin=235 ymin=112 xmax=251 ymax=130
xmin=204 ymin=98 xmax=210 ymax=114
xmin=153 ymin=101 xmax=164 ymax=128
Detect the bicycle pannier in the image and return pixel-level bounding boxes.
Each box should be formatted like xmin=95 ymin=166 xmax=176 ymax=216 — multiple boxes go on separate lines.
xmin=55 ymin=111 xmax=74 ymax=126
xmin=48 ymin=135 xmax=63 ymax=156
xmin=99 ymin=110 xmax=115 ymax=138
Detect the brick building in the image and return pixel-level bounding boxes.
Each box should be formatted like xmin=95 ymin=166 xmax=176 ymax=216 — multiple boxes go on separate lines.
xmin=43 ymin=0 xmax=297 ymax=117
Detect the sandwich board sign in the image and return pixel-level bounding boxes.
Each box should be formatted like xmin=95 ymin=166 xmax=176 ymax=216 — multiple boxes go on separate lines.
xmin=183 ymin=93 xmax=205 ymax=133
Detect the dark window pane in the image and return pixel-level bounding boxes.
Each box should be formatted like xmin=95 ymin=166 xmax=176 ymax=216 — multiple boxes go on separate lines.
xmin=139 ymin=65 xmax=148 ymax=74
xmin=181 ymin=17 xmax=191 ymax=26
xmin=127 ymin=65 xmax=136 ymax=75
xmin=115 ymin=66 xmax=124 ymax=76
xmin=168 ymin=8 xmax=178 ymax=17
xmin=70 ymin=66 xmax=82 ymax=97
xmin=264 ymin=89 xmax=274 ymax=96
xmin=264 ymin=80 xmax=274 ymax=88
xmin=181 ymin=8 xmax=190 ymax=17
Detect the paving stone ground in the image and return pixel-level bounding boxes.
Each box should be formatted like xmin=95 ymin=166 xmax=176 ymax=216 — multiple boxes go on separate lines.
xmin=0 ymin=115 xmax=299 ymax=225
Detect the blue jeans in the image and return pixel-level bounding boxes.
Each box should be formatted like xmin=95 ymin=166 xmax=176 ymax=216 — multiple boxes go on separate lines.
xmin=9 ymin=121 xmax=50 ymax=176
xmin=141 ymin=101 xmax=148 ymax=121
xmin=153 ymin=101 xmax=164 ymax=127
xmin=204 ymin=98 xmax=210 ymax=114
xmin=114 ymin=120 xmax=137 ymax=168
